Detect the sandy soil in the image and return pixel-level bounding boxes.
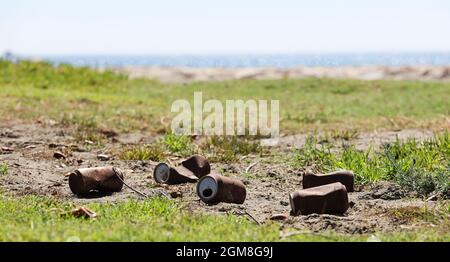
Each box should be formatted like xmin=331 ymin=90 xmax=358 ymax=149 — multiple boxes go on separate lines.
xmin=0 ymin=122 xmax=442 ymax=234
xmin=277 ymin=129 xmax=435 ymax=151
xmin=115 ymin=66 xmax=450 ymax=83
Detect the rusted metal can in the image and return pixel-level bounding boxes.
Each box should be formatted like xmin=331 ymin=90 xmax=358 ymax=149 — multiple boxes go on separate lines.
xmin=153 ymin=163 xmax=199 ymax=184
xmin=180 ymin=155 xmax=210 ymax=178
xmin=69 ymin=167 xmax=124 ymax=196
xmin=289 ymin=182 xmax=349 ymax=216
xmin=303 ymin=170 xmax=354 ymax=192
xmin=153 ymin=155 xmax=210 ymax=184
xmin=196 ymin=173 xmax=246 ymax=204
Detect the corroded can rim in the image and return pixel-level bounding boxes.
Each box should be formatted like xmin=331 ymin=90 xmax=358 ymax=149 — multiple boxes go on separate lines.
xmin=153 ymin=163 xmax=171 ymax=184
xmin=196 ymin=174 xmax=219 ymax=202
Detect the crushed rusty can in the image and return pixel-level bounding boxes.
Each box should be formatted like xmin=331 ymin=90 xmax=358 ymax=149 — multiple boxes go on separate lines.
xmin=196 ymin=173 xmax=246 ymax=204
xmin=289 ymin=182 xmax=349 ymax=216
xmin=153 ymin=155 xmax=210 ymax=184
xmin=303 ymin=170 xmax=354 ymax=192
xmin=69 ymin=167 xmax=124 ymax=196
xmin=180 ymin=155 xmax=210 ymax=178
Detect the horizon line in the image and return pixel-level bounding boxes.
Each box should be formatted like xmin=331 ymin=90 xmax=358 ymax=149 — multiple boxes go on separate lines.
xmin=7 ymin=50 xmax=450 ymax=57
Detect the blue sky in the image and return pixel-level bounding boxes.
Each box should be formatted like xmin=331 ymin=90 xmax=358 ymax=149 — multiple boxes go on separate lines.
xmin=1 ymin=0 xmax=449 ymax=54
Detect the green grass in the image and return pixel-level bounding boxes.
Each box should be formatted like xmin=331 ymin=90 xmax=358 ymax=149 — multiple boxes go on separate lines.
xmin=387 ymin=204 xmax=450 ymax=227
xmin=293 ymin=135 xmax=335 ymax=172
xmin=200 ymin=136 xmax=263 ymax=163
xmin=1 ymin=60 xmax=449 ymax=134
xmin=118 ymin=134 xmax=194 ymax=160
xmin=0 ymin=194 xmax=448 ymax=241
xmin=119 ymin=144 xmax=166 ymax=161
xmin=117 ymin=134 xmax=264 ymax=163
xmin=1 ymin=60 xmax=450 ymax=241
xmin=163 ymin=133 xmax=193 ymax=155
xmin=293 ymin=133 xmax=450 ymax=196
xmin=60 ymin=113 xmax=107 ymax=144
xmin=0 ymin=164 xmax=8 ymax=176
xmin=323 ymin=129 xmax=359 ymax=142
xmin=0 ymin=194 xmax=279 ymax=241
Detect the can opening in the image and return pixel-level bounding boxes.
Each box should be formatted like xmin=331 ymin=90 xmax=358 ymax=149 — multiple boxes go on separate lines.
xmin=69 ymin=171 xmax=85 ymax=195
xmin=197 ymin=176 xmax=218 ymax=201
xmin=154 ymin=163 xmax=170 ymax=183
xmin=202 ymin=188 xmax=213 ymax=197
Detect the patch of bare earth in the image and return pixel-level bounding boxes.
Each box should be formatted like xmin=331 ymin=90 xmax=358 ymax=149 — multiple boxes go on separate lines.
xmin=0 ymin=122 xmax=444 ymax=234
xmin=277 ymin=129 xmax=435 ymax=151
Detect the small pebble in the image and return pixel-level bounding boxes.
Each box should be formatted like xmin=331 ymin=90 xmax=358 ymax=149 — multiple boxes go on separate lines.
xmin=53 ymin=151 xmax=66 ymax=159
xmin=280 ymin=200 xmax=289 ymax=206
xmin=426 ymin=195 xmax=438 ymax=202
xmin=170 ymin=191 xmax=182 ymax=198
xmin=1 ymin=146 xmax=14 ymax=152
xmin=270 ymin=213 xmax=288 ymax=221
xmin=97 ymin=154 xmax=111 ymax=161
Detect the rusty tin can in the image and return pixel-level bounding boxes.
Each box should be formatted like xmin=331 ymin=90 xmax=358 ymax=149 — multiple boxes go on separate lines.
xmin=289 ymin=182 xmax=349 ymax=216
xmin=196 ymin=173 xmax=246 ymax=204
xmin=153 ymin=155 xmax=210 ymax=184
xmin=303 ymin=170 xmax=354 ymax=192
xmin=153 ymin=163 xmax=199 ymax=184
xmin=69 ymin=167 xmax=124 ymax=196
xmin=180 ymin=155 xmax=210 ymax=178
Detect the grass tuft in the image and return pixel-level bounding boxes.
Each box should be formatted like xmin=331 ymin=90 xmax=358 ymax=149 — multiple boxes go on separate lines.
xmin=0 ymin=164 xmax=8 ymax=176
xmin=387 ymin=204 xmax=450 ymax=229
xmin=334 ymin=145 xmax=384 ymax=184
xmin=119 ymin=144 xmax=165 ymax=161
xmin=163 ymin=133 xmax=193 ymax=155
xmin=293 ymin=135 xmax=335 ymax=172
xmin=200 ymin=136 xmax=262 ymax=163
xmin=0 ymin=59 xmax=128 ymax=89
xmin=61 ymin=113 xmax=106 ymax=144
xmin=382 ymin=134 xmax=450 ymax=196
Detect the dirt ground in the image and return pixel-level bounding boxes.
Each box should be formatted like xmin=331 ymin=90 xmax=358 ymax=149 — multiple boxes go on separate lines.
xmin=0 ymin=121 xmax=442 ymax=234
